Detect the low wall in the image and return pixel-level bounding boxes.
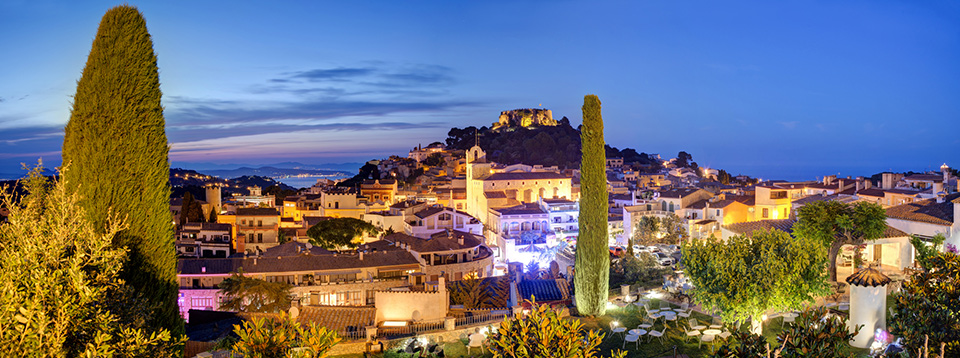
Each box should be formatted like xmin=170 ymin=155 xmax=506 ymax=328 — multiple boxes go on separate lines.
xmin=375 ymin=290 xmax=449 ymax=322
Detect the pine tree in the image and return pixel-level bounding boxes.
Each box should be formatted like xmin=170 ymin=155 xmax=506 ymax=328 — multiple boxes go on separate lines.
xmin=574 ymin=94 xmax=609 ymax=316
xmin=61 ymin=5 xmax=181 ymax=336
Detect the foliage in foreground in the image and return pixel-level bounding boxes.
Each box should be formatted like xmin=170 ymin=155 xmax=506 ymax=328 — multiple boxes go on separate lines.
xmin=218 ymin=271 xmax=293 ymax=313
xmin=490 ymin=300 xmax=625 ymax=358
xmin=713 ymin=307 xmax=858 ymax=358
xmin=0 ymin=167 xmax=182 ymax=356
xmin=683 ymin=229 xmax=830 ymax=334
xmin=889 ymin=251 xmax=960 ymax=356
xmin=306 ymin=217 xmax=380 ymax=249
xmin=575 ymin=94 xmax=610 ymax=316
xmin=231 ymin=314 xmax=341 ymax=358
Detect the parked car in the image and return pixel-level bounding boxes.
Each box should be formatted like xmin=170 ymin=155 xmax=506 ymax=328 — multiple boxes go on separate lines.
xmin=658 ymin=244 xmax=679 ymax=253
xmin=653 ymin=252 xmax=675 ymax=266
xmin=609 ymin=246 xmax=625 ymax=257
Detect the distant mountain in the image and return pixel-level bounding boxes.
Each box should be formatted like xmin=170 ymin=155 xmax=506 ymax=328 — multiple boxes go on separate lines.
xmin=172 ymin=161 xmax=363 ymax=172
xmin=199 ymin=166 xmax=350 ymax=179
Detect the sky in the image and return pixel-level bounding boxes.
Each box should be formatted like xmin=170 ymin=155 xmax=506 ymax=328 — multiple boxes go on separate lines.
xmin=1 ymin=1 xmax=959 ymax=181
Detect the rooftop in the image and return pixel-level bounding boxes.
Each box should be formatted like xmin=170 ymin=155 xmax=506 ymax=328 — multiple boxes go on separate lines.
xmin=885 ymin=192 xmax=959 ymax=226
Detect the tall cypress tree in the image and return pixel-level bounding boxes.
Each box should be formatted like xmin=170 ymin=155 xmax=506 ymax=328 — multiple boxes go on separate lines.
xmin=575 ymin=94 xmax=609 ymax=316
xmin=62 ymin=5 xmax=181 ymax=336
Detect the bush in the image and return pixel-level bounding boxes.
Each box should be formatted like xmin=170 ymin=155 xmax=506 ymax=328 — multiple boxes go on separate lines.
xmin=609 ymin=254 xmax=670 ymax=290
xmin=231 ymin=314 xmax=340 ymax=358
xmin=489 ymin=300 xmax=625 ymax=358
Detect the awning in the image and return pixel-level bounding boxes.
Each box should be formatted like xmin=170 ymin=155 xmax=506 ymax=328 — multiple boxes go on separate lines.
xmin=317 ymin=269 xmax=362 ymax=276
xmin=693 ymin=219 xmax=716 ymax=225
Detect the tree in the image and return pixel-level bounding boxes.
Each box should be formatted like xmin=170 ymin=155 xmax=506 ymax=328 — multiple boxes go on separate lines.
xmin=423 ymin=152 xmax=445 ymax=167
xmin=889 ymin=251 xmax=960 ymax=356
xmin=218 ymin=271 xmax=292 ymax=313
xmin=306 ymin=218 xmax=379 ymax=250
xmin=489 ymin=300 xmax=626 ymax=358
xmin=792 ymin=200 xmax=887 ymax=282
xmin=682 ymin=229 xmax=830 ymax=334
xmin=911 ymin=233 xmax=945 ymax=269
xmin=631 ymin=216 xmax=660 ymax=247
xmin=231 ymin=314 xmax=341 ymax=358
xmin=449 ymin=275 xmax=509 ymax=309
xmin=60 ymin=5 xmax=180 ymax=336
xmin=717 ymin=169 xmax=732 ymax=185
xmin=209 ymin=208 xmax=219 ymax=223
xmin=675 ymin=151 xmax=692 ymax=168
xmin=0 ymin=166 xmax=181 ymax=356
xmin=575 ymin=94 xmax=610 ymax=316
xmin=180 ymin=191 xmax=204 ymax=226
xmin=659 ymin=213 xmax=686 ymax=244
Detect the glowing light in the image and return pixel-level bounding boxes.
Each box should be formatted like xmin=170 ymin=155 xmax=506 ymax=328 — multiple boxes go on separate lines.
xmin=382 ymin=321 xmax=408 ymax=327
xmin=761 ymin=315 xmax=768 ymax=321
xmin=612 ymin=321 xmax=620 ymax=327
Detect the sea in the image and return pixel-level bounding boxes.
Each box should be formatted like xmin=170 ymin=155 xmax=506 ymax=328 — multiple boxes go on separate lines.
xmin=276 ymin=175 xmax=351 ymax=189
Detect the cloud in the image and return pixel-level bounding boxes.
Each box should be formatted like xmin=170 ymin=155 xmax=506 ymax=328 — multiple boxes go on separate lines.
xmin=288 ymin=67 xmax=375 ymax=81
xmin=270 ymin=63 xmax=455 ymax=89
xmin=779 ymin=121 xmax=798 ymax=130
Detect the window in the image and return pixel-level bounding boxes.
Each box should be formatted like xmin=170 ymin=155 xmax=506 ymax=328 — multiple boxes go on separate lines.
xmin=762 ymin=208 xmax=769 ymax=218
xmin=257 ymin=233 xmax=263 ymax=242
xmin=257 ymin=220 xmax=262 ymax=227
xmin=335 ymin=202 xmax=339 ymax=209
xmin=716 ymin=209 xmax=721 ymax=216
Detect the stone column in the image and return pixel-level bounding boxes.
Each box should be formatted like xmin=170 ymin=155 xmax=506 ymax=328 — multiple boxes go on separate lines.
xmin=365 ymin=326 xmax=378 ymax=342
xmin=445 ymin=316 xmax=456 ymax=331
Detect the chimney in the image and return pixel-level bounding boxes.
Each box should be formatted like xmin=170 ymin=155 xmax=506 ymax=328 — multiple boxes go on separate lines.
xmin=438 ymin=275 xmax=446 ymax=292
xmin=865 ymin=180 xmax=872 ymax=190
xmin=458 ymin=235 xmax=464 ymax=246
xmin=933 ymin=181 xmax=944 ymax=196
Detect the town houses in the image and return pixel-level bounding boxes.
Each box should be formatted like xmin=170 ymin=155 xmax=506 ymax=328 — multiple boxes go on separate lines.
xmin=168 ymin=117 xmax=959 ymax=348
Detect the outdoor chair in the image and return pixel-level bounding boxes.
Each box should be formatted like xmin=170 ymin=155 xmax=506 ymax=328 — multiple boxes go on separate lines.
xmin=782 ymin=314 xmax=796 ymax=326
xmin=688 ymin=318 xmax=706 ymax=331
xmin=659 ymin=301 xmax=670 ymax=311
xmin=647 ymin=328 xmax=665 ymax=344
xmin=683 ymin=324 xmax=700 ymax=342
xmin=678 ymin=302 xmax=689 ymax=313
xmin=609 ymin=321 xmax=626 ymax=339
xmin=466 ymin=332 xmax=485 ymax=355
xmin=638 ymin=317 xmax=654 ymax=330
xmin=889 ymin=308 xmax=897 ymax=318
xmin=709 ymin=316 xmax=723 ymax=329
xmin=700 ymin=333 xmax=716 ymax=350
xmin=719 ymin=330 xmax=732 ymax=342
xmin=622 ymin=334 xmax=641 ymax=349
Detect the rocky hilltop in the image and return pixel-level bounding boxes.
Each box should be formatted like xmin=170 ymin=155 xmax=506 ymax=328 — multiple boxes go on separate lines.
xmin=492 ymin=108 xmax=557 ymax=131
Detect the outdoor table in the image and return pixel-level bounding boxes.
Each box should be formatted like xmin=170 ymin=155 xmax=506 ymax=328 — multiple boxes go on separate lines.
xmin=838 ymin=303 xmax=850 ymax=311
xmin=702 ymin=329 xmax=722 ymax=336
xmin=661 ymin=312 xmax=678 ymax=328
xmin=628 ymin=328 xmax=647 ymax=337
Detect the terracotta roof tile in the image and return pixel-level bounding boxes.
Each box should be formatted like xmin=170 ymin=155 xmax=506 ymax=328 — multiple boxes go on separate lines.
xmin=885 ymin=193 xmax=958 ymax=226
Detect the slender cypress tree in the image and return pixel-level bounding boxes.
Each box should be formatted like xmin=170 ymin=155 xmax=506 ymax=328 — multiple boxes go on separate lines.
xmin=575 ymin=94 xmax=609 ymax=316
xmin=62 ymin=5 xmax=181 ymax=336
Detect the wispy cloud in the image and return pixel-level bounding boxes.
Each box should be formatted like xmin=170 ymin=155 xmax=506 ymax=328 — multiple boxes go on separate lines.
xmin=779 ymin=121 xmax=798 ymax=130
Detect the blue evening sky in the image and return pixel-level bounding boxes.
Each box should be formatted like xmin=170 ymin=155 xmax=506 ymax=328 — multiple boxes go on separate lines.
xmin=1 ymin=1 xmax=958 ymax=180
